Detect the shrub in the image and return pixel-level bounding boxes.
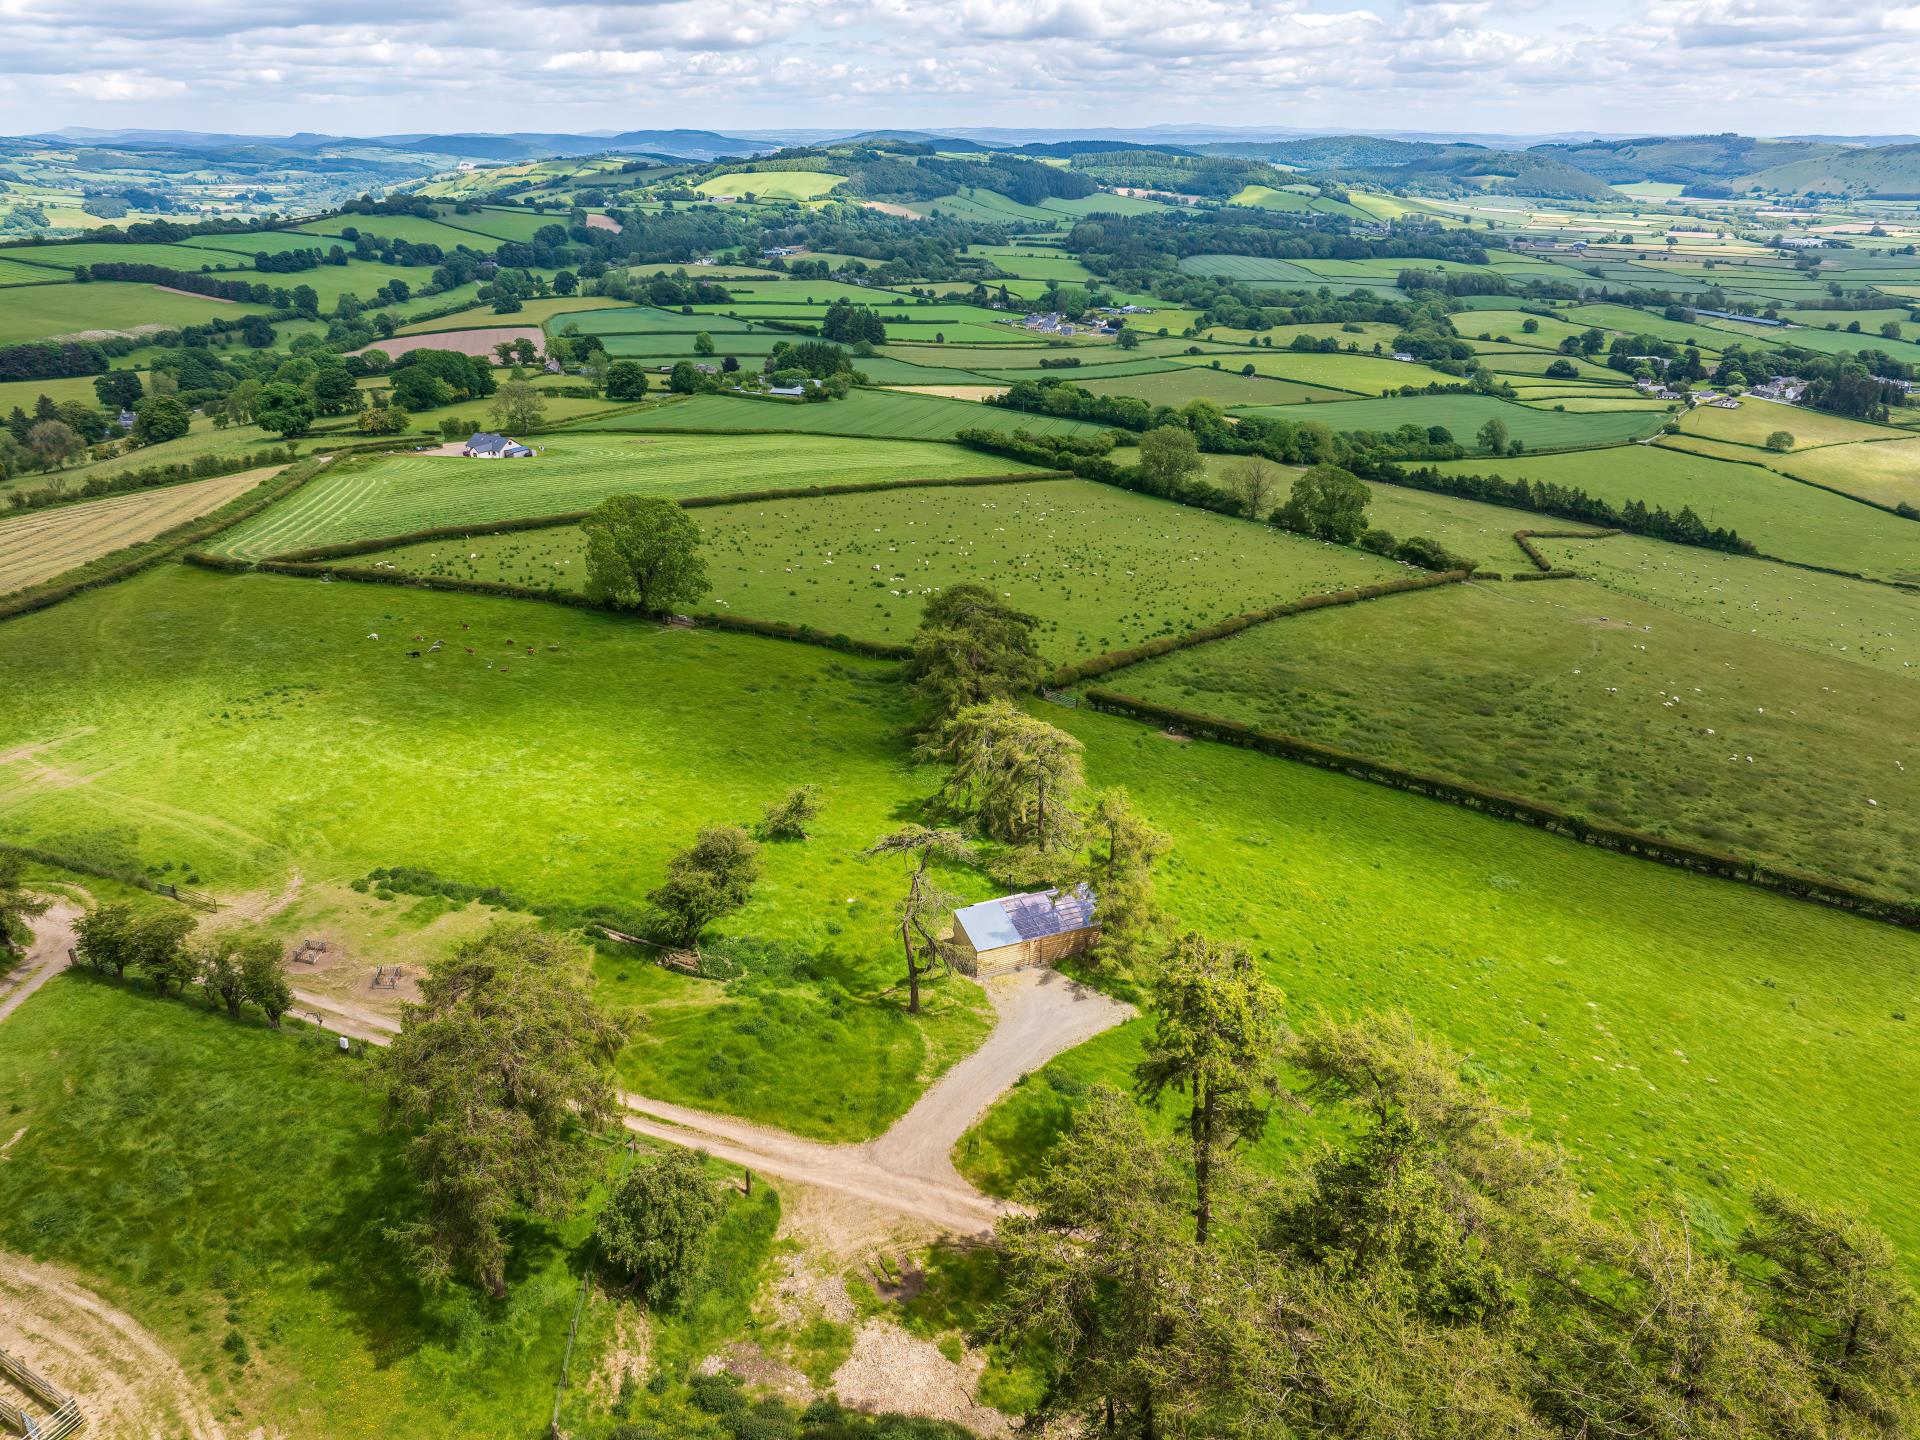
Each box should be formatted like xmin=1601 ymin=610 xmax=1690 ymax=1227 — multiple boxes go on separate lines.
xmin=595 ymin=1149 xmax=725 ymax=1309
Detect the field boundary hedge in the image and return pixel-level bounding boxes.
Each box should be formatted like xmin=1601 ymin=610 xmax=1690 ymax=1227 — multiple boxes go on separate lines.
xmin=245 ymin=559 xmax=913 ymax=660
xmin=1045 ymin=569 xmax=1469 ymax=687
xmin=246 ymin=470 xmax=1070 ymax=562
xmin=0 ymin=458 xmax=328 ymax=625
xmin=1080 ymin=688 xmax=1920 ymax=933
xmin=1512 ymin=527 xmax=1617 ymax=573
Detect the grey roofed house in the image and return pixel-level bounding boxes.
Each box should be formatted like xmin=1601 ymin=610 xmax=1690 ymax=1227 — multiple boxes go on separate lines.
xmin=950 ymin=884 xmax=1099 ymax=978
xmin=464 ymin=432 xmax=534 ymax=458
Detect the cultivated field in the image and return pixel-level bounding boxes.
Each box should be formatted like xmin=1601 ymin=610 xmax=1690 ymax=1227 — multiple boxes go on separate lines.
xmin=0 ymin=468 xmax=282 ymax=594
xmin=0 ymin=282 xmax=265 ymax=344
xmin=693 ymin=171 xmax=846 ymax=201
xmin=207 ymin=434 xmax=1046 ymax=558
xmin=353 ymin=326 xmax=545 ymax=360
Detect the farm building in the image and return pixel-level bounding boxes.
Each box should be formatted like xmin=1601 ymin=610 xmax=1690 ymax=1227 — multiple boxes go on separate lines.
xmin=949 ymin=886 xmax=1098 ymax=977
xmin=464 ymin=432 xmax=534 ymax=458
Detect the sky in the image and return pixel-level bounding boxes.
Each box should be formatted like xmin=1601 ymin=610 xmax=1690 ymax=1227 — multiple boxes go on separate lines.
xmin=2 ymin=0 xmax=1918 ymax=139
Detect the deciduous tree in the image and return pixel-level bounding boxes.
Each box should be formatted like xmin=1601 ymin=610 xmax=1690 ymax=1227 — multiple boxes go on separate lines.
xmin=581 ymin=494 xmax=709 ymax=614
xmin=648 ymin=826 xmax=760 ymax=949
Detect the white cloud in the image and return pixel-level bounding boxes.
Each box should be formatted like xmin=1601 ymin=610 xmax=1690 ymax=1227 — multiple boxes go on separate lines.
xmin=3 ymin=0 xmax=1920 ymax=133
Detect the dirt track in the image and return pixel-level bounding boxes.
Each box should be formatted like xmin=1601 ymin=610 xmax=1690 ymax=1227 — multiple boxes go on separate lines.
xmin=9 ymin=904 xmax=1132 ymax=1236
xmin=0 ymin=1252 xmax=227 ymax=1440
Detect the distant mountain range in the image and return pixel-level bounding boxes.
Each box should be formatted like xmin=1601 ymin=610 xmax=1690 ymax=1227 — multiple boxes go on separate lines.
xmin=19 ymin=126 xmax=1920 ymax=198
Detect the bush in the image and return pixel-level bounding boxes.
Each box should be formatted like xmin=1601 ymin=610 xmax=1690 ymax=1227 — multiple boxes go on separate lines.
xmin=596 ymin=1149 xmax=726 ymax=1308
xmin=760 ymin=785 xmax=822 ymax=841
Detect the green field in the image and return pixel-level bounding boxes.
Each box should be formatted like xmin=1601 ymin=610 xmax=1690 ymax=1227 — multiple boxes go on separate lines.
xmin=1104 ymin=575 xmax=1920 ymax=894
xmin=1235 ymin=393 xmax=1665 ymax=449
xmin=0 ymin=567 xmax=991 ymax=1139
xmin=1529 ymin=529 xmax=1920 ymax=678
xmin=1676 ymin=400 xmax=1909 ymax=450
xmin=1176 ymin=349 xmax=1467 ymax=394
xmin=0 ymin=977 xmax=595 ymax=1438
xmin=209 ymin=434 xmax=1042 ymax=558
xmin=0 ymin=256 xmax=68 ymax=287
xmin=364 ymin=478 xmax=1401 ymax=658
xmin=1760 ymin=435 xmax=1920 ymax=509
xmin=694 ymin=171 xmax=846 ymax=201
xmin=576 ymin=390 xmax=1113 ymax=443
xmin=0 ymin=281 xmax=264 ymax=344
xmin=8 ymin=567 xmax=1920 ymax=1266
xmin=1078 ymin=366 xmax=1345 ymax=407
xmin=1430 ymin=444 xmax=1920 ymax=583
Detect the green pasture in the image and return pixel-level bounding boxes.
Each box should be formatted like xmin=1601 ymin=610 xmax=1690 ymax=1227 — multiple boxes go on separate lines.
xmin=0 ymin=282 xmax=264 ymax=344
xmin=694 ymin=171 xmax=846 ymax=201
xmin=576 ymin=390 xmax=1114 ymax=443
xmin=209 ymin=433 xmax=1038 ymax=558
xmin=957 ymin=702 xmax=1920 ymax=1265
xmin=406 ymin=295 xmax=628 ymax=334
xmin=0 ymin=420 xmax=282 ymax=502
xmin=0 ymin=567 xmax=990 ymax=1139
xmin=425 ymin=206 xmax=561 ymax=243
xmin=0 ymin=978 xmax=598 ymax=1439
xmin=0 ymin=256 xmax=67 ymax=287
xmin=1104 ymin=576 xmax=1920 ymax=895
xmin=1676 ymin=400 xmax=1908 ymax=450
xmin=1758 ymin=436 xmax=1920 ymax=509
xmin=294 ymin=214 xmax=507 ymax=252
xmin=9 ymin=568 xmax=1920 ymax=1267
xmin=1427 ymin=444 xmax=1920 ymax=583
xmin=1522 ymin=395 xmax=1675 ymax=413
xmin=1233 ymin=394 xmax=1665 ymax=449
xmin=365 ymin=478 xmax=1400 ymax=659
xmin=965 ymin=246 xmax=1095 ymax=282
xmin=1560 ymin=303 xmax=1731 ymax=351
xmin=1 ymin=240 xmax=252 ymax=270
xmin=1076 ymin=367 xmax=1346 ymax=407
xmin=1181 ymin=350 xmax=1466 ymax=394
xmin=1530 ymin=530 xmax=1920 ymax=681
xmin=550 ymin=305 xmax=752 ymax=336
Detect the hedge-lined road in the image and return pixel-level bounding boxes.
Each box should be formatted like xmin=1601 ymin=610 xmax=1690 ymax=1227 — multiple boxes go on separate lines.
xmin=5 ymin=904 xmax=1130 ymax=1235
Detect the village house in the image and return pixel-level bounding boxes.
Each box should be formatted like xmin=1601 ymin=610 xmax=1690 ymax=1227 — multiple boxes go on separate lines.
xmin=948 ymin=886 xmax=1099 ymax=978
xmin=463 ymin=432 xmax=534 ymax=458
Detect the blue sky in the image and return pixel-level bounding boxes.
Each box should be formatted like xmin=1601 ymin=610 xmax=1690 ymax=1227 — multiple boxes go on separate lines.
xmin=1 ymin=0 xmax=1916 ymax=137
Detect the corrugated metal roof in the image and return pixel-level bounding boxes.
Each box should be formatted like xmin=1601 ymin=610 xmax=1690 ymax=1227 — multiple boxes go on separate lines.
xmin=954 ymin=885 xmax=1096 ymax=952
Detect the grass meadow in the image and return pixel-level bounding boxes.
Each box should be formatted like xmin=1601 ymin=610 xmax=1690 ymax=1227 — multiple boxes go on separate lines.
xmin=956 ymin=700 xmax=1920 ymax=1267
xmin=0 ymin=282 xmax=266 ymax=344
xmin=1234 ymin=393 xmax=1665 ymax=449
xmin=365 ymin=478 xmax=1402 ymax=659
xmin=0 ymin=976 xmax=601 ymax=1439
xmin=0 ymin=566 xmax=994 ymax=1139
xmin=580 ymin=390 xmax=1113 ymax=442
xmin=1103 ymin=576 xmax=1920 ymax=895
xmin=1429 ymin=444 xmax=1920 ymax=583
xmin=208 ymin=434 xmax=1041 ymax=558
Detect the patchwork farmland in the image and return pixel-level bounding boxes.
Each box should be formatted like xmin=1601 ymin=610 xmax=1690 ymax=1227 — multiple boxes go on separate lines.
xmin=4 ymin=118 xmax=1920 ymax=1440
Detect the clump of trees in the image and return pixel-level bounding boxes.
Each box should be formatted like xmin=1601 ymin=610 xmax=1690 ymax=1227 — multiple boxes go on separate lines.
xmin=992 ymin=1007 xmax=1920 ymax=1439
xmin=384 ymin=922 xmax=625 ymax=1296
xmin=71 ymin=902 xmax=292 ymax=1026
xmin=907 ymin=583 xmax=1048 ymax=722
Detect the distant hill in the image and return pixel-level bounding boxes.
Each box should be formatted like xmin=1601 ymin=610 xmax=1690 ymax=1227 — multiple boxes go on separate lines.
xmin=1739 ymin=142 xmax=1920 ymax=197
xmin=1194 ymin=136 xmax=1615 ymax=200
xmin=1530 ymin=134 xmax=1846 ymax=189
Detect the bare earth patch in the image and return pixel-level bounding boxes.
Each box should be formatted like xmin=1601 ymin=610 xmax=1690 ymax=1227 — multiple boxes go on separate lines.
xmin=882 ymin=385 xmax=1007 ymax=402
xmin=0 ymin=1252 xmax=227 ymax=1440
xmin=832 ymin=1321 xmax=1011 ymax=1438
xmin=352 ymin=327 xmax=545 ymax=361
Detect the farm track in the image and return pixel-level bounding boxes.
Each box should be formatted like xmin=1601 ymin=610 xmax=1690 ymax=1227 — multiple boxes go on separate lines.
xmin=6 ymin=904 xmax=1130 ymax=1237
xmin=0 ymin=468 xmax=280 ymax=595
xmin=0 ymin=1251 xmax=228 ymax=1440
